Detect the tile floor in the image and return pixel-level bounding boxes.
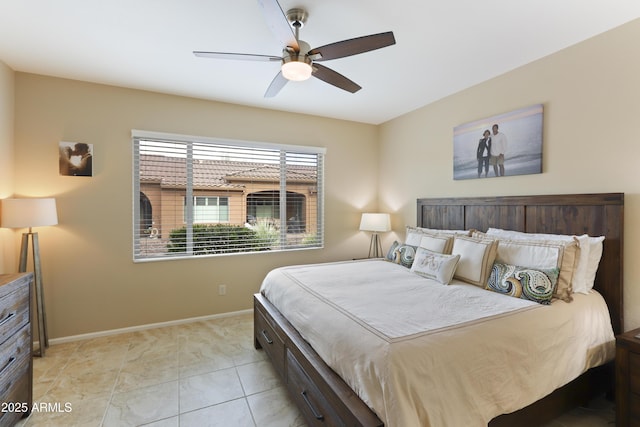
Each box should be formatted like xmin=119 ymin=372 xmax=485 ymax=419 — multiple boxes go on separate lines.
xmin=17 ymin=313 xmax=305 ymax=427
xmin=14 ymin=312 xmax=615 ymax=427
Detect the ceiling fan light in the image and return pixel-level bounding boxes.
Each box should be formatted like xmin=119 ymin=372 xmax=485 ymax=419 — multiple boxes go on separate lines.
xmin=281 ymin=60 xmax=312 ymax=81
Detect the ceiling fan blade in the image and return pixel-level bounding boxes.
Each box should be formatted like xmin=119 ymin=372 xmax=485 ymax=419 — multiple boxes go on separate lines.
xmin=308 ymin=31 xmax=396 ymax=61
xmin=194 ymin=51 xmax=281 ymax=62
xmin=264 ymin=71 xmax=289 ymax=98
xmin=257 ymin=0 xmax=299 ymax=51
xmin=312 ymin=63 xmax=361 ymax=93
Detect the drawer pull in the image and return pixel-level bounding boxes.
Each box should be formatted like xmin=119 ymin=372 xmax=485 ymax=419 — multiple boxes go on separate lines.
xmin=301 ymin=390 xmax=324 ymax=421
xmin=0 ymin=312 xmax=15 ymax=327
xmin=261 ymin=329 xmax=274 ymax=345
xmin=0 ymin=356 xmax=16 ymax=377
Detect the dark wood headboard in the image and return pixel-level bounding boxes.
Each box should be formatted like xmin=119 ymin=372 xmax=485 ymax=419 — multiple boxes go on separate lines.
xmin=417 ymin=193 xmax=624 ymax=334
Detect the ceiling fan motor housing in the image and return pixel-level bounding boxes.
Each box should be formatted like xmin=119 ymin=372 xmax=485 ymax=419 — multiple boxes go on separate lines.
xmin=281 ymin=40 xmax=312 ymax=81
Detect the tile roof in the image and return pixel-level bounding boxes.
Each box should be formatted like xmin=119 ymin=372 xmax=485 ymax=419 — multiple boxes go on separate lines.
xmin=140 ymin=155 xmax=317 ymax=189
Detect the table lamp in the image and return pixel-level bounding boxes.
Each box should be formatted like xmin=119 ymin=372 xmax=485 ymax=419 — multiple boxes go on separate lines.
xmin=1 ymin=198 xmax=58 ymax=356
xmin=359 ymin=213 xmax=391 ymax=258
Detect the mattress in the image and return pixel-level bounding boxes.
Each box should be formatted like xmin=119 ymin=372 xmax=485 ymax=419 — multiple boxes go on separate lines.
xmin=260 ymin=259 xmax=615 ymax=427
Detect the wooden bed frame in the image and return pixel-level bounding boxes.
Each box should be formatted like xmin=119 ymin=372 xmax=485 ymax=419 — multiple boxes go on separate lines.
xmin=254 ymin=193 xmax=624 ymax=427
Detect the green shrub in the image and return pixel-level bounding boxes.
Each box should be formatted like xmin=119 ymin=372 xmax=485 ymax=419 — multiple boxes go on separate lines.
xmin=252 ymin=219 xmax=279 ymax=248
xmin=168 ymin=224 xmax=270 ymax=254
xmin=301 ymin=233 xmax=320 ymax=246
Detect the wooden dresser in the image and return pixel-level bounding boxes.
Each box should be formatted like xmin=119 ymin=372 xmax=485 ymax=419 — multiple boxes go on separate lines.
xmin=0 ymin=273 xmax=33 ymax=426
xmin=616 ymin=327 xmax=640 ymax=427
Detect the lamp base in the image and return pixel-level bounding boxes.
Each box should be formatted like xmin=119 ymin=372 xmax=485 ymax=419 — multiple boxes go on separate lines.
xmin=19 ymin=232 xmax=48 ymax=357
xmin=368 ymin=233 xmax=383 ymax=258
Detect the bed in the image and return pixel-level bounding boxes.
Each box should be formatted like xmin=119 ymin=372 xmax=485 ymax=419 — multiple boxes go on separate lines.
xmin=254 ymin=193 xmax=624 ymax=427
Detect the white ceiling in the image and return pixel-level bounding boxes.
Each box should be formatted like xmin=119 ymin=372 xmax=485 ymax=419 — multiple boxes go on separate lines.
xmin=1 ymin=1 xmax=640 ymax=125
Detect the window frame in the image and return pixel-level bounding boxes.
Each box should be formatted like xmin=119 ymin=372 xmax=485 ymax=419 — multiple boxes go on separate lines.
xmin=132 ymin=130 xmax=325 ymax=262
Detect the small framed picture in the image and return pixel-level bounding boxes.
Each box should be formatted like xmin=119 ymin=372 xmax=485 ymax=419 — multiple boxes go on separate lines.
xmin=59 ymin=141 xmax=93 ymax=177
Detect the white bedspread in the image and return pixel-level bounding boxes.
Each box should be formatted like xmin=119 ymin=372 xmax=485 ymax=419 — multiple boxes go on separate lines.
xmin=260 ymin=259 xmax=615 ymax=427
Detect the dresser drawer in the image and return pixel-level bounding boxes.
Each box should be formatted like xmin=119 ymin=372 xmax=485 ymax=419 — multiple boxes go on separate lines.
xmin=0 ymin=323 xmax=31 ymax=392
xmin=287 ymin=350 xmax=346 ymax=427
xmin=0 ymin=285 xmax=30 ymax=346
xmin=0 ymin=369 xmax=31 ymax=426
xmin=255 ymin=305 xmax=286 ymax=375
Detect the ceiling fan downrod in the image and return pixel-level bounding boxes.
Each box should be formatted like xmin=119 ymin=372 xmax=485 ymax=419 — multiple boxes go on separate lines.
xmin=286 ymin=8 xmax=308 ymax=43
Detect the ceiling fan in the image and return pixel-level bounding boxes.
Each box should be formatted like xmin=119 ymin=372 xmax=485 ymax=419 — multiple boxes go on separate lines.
xmin=193 ymin=0 xmax=396 ymax=97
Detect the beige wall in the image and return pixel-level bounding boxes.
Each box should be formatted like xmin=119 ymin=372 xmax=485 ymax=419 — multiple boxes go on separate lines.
xmin=10 ymin=74 xmax=379 ymax=338
xmin=0 ymin=61 xmax=15 ymax=273
xmin=379 ymin=19 xmax=640 ymax=331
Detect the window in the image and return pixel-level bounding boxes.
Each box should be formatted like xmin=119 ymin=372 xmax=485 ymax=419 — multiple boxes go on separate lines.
xmin=189 ymin=196 xmax=229 ymax=223
xmin=132 ymin=130 xmax=325 ymax=261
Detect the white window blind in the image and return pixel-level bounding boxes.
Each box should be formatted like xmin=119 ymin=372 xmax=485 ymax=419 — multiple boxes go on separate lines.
xmin=132 ymin=131 xmax=325 ymax=261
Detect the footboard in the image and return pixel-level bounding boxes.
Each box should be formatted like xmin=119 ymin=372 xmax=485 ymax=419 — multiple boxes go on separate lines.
xmin=254 ymin=293 xmax=384 ymax=427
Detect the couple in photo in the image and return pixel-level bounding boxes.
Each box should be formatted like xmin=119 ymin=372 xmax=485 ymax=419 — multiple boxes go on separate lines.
xmin=476 ymin=124 xmax=507 ymax=178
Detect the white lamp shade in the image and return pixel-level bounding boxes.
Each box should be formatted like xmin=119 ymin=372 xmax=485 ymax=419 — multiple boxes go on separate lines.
xmin=1 ymin=198 xmax=58 ymax=229
xmin=359 ymin=213 xmax=391 ymax=232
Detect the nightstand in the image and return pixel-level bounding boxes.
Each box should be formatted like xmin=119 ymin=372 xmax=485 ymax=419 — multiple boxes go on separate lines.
xmin=616 ymin=327 xmax=640 ymax=427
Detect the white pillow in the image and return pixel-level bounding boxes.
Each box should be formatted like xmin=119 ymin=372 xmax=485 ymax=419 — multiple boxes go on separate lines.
xmin=406 ymin=226 xmax=469 ymax=246
xmin=486 ymin=228 xmax=594 ymax=294
xmin=451 ymin=236 xmax=498 ymax=287
xmin=583 ymin=236 xmax=605 ymax=291
xmin=405 ymin=227 xmax=427 ymax=246
xmin=408 ymin=226 xmax=470 ymax=235
xmin=411 ymin=248 xmax=460 ymax=285
xmin=495 ymin=239 xmax=563 ymax=269
xmin=418 ymin=234 xmax=454 ymax=254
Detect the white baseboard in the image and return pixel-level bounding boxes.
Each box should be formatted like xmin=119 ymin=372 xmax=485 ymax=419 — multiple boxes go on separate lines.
xmin=40 ymin=309 xmax=253 ymax=346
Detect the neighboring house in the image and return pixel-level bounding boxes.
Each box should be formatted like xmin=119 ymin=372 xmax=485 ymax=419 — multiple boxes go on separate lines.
xmin=138 ymin=155 xmax=318 ymax=239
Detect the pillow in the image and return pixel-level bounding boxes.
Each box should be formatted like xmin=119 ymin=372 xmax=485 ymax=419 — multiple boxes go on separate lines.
xmin=451 ymin=235 xmax=498 ymax=287
xmin=405 ymin=227 xmax=427 ymax=247
xmin=418 ymin=234 xmax=454 ymax=254
xmin=486 ymin=262 xmax=559 ymax=305
xmin=411 ymin=226 xmax=471 ymax=235
xmin=489 ymin=237 xmax=578 ymax=303
xmin=583 ymin=236 xmax=605 ymax=292
xmin=405 ymin=226 xmax=470 ymax=246
xmin=411 ymin=248 xmax=460 ymax=285
xmin=386 ymin=241 xmax=417 ymax=268
xmin=386 ymin=240 xmax=400 ymax=261
xmin=486 ymin=228 xmax=589 ymax=296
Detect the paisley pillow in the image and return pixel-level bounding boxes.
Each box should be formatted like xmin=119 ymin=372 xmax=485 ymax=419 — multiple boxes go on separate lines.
xmin=386 ymin=241 xmax=400 ymax=261
xmin=486 ymin=262 xmax=559 ymax=305
xmin=386 ymin=241 xmax=417 ymax=268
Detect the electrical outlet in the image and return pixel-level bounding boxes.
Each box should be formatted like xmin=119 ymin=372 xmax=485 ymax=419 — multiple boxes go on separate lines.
xmin=218 ymin=284 xmax=227 ymax=296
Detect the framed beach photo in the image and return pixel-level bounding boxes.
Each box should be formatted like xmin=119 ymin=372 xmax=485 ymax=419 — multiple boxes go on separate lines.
xmin=453 ymin=104 xmax=543 ymax=180
xmin=59 ymin=141 xmax=93 ymax=177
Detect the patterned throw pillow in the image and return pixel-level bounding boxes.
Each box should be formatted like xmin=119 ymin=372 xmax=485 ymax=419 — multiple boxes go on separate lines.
xmin=386 ymin=241 xmax=399 ymax=261
xmin=486 ymin=262 xmax=560 ymax=305
xmin=386 ymin=241 xmax=417 ymax=268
